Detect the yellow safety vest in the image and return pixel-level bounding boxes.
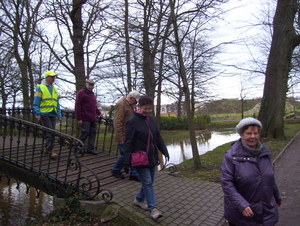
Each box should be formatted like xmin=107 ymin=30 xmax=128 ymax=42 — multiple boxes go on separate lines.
xmin=39 ymin=84 xmax=59 ymax=113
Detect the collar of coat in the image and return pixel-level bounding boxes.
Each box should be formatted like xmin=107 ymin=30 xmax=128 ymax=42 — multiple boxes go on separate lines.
xmin=230 ymin=138 xmax=271 ymax=159
xmin=83 ymin=86 xmax=94 ymax=93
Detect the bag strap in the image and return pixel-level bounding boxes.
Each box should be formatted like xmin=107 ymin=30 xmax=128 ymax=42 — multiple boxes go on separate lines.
xmin=146 ymin=116 xmax=150 ymax=151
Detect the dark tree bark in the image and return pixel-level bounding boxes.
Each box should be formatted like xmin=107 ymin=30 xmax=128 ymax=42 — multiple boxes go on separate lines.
xmin=124 ymin=0 xmax=132 ymax=92
xmin=70 ymin=0 xmax=87 ymax=91
xmin=141 ymin=0 xmax=156 ymax=100
xmin=258 ymin=0 xmax=300 ymax=139
xmin=155 ymin=17 xmax=172 ymax=127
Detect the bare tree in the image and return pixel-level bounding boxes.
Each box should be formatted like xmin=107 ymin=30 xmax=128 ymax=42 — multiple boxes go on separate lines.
xmin=0 ymin=50 xmax=21 ymax=108
xmin=258 ymin=0 xmax=300 ymax=138
xmin=0 ymin=0 xmax=43 ymax=108
xmin=169 ymin=0 xmax=201 ymax=169
xmin=137 ymin=0 xmax=171 ymax=100
xmin=38 ymin=0 xmax=110 ymax=91
xmin=167 ymin=0 xmax=227 ymax=169
xmin=102 ymin=0 xmax=172 ymax=106
xmin=70 ymin=0 xmax=87 ymax=90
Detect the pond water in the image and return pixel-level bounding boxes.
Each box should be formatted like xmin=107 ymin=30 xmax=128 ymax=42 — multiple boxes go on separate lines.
xmin=0 ymin=129 xmax=240 ymax=225
xmin=0 ymin=179 xmax=53 ymax=226
xmin=165 ymin=129 xmax=239 ymax=165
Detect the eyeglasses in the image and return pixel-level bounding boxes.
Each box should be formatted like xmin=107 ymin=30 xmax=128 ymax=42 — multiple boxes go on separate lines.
xmin=142 ymin=108 xmax=152 ymax=112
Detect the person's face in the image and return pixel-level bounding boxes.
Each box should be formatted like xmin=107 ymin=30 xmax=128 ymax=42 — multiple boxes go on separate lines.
xmin=129 ymin=97 xmax=137 ymax=105
xmin=46 ymin=76 xmax=56 ymax=85
xmin=241 ymin=126 xmax=260 ymax=149
xmin=85 ymin=83 xmax=94 ymax=91
xmin=139 ymin=104 xmax=153 ymax=116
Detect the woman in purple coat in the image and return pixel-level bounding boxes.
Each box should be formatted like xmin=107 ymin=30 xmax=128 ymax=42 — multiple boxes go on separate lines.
xmin=221 ymin=117 xmax=281 ymax=226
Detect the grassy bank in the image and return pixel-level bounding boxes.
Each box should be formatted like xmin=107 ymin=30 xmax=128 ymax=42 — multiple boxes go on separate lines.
xmin=161 ymin=122 xmax=300 ymax=183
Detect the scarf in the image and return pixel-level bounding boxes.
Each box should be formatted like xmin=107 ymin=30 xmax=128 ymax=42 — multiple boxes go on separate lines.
xmin=242 ymin=141 xmax=262 ymax=157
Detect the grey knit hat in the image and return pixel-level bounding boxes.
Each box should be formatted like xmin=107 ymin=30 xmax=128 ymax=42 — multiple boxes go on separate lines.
xmin=236 ymin=117 xmax=262 ymax=135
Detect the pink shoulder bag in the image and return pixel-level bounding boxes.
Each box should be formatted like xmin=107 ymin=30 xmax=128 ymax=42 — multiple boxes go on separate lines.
xmin=131 ymin=117 xmax=150 ymax=168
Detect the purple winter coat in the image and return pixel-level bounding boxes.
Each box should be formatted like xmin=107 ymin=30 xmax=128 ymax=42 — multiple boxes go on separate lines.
xmin=221 ymin=139 xmax=281 ymax=226
xmin=75 ymin=87 xmax=101 ymax=122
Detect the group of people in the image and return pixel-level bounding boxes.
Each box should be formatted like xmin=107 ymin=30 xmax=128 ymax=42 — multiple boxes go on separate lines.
xmin=33 ymin=72 xmax=102 ymax=157
xmin=33 ymin=70 xmax=169 ymax=220
xmin=33 ymin=70 xmax=282 ymax=224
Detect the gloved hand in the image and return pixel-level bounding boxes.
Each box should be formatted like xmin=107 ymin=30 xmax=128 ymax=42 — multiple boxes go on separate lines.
xmin=165 ymin=153 xmax=170 ymax=162
xmin=124 ymin=165 xmax=130 ymax=174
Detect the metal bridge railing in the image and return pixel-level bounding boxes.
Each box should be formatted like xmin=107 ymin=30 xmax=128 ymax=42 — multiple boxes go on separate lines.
xmin=2 ymin=107 xmax=117 ymax=156
xmin=0 ymin=114 xmax=112 ymax=201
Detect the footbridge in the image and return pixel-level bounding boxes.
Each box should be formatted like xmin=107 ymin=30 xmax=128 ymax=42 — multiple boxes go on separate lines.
xmin=0 ymin=108 xmax=175 ymax=202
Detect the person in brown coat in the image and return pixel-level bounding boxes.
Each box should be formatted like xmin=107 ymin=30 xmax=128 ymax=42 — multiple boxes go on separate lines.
xmin=111 ymin=90 xmax=141 ymax=181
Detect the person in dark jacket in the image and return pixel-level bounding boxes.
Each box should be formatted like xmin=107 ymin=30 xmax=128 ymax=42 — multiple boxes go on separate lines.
xmin=123 ymin=95 xmax=169 ymax=220
xmin=221 ymin=117 xmax=281 ymax=226
xmin=75 ymin=79 xmax=102 ymax=155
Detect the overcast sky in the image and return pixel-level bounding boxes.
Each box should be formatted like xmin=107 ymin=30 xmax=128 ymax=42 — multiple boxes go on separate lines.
xmin=209 ymin=0 xmax=276 ymax=101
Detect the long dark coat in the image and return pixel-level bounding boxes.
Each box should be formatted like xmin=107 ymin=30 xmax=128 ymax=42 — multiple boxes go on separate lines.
xmin=123 ymin=112 xmax=169 ymax=167
xmin=221 ymin=139 xmax=281 ymax=226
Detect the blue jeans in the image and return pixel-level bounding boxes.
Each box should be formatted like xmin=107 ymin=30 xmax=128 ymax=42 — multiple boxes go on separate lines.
xmin=112 ymin=144 xmax=138 ymax=176
xmin=135 ymin=166 xmax=157 ymax=211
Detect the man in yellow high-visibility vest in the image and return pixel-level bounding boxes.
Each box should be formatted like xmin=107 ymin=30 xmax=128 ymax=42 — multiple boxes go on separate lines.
xmin=33 ymin=70 xmax=62 ymax=158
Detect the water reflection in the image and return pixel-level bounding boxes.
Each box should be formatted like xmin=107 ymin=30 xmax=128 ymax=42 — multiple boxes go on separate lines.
xmin=166 ymin=129 xmax=239 ymax=165
xmin=0 ymin=178 xmax=53 ymax=226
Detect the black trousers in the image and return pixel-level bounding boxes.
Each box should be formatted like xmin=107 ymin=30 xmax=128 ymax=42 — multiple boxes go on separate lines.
xmin=79 ymin=121 xmax=97 ymax=152
xmin=40 ymin=115 xmax=56 ymax=150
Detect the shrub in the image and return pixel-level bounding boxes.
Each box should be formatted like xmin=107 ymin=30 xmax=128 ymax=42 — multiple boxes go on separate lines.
xmin=160 ymin=115 xmax=210 ymax=130
xmin=160 ymin=116 xmax=187 ymax=130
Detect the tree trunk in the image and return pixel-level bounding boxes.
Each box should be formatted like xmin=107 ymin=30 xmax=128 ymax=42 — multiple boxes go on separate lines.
xmin=70 ymin=0 xmax=87 ymax=91
xmin=258 ymin=0 xmax=300 ymax=139
xmin=124 ymin=0 xmax=132 ymax=91
xmin=142 ymin=1 xmax=156 ymax=100
xmin=155 ymin=17 xmax=171 ymax=127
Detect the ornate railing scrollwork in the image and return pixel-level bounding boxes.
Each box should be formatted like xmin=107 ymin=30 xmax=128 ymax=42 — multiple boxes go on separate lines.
xmin=0 ymin=114 xmax=105 ymax=200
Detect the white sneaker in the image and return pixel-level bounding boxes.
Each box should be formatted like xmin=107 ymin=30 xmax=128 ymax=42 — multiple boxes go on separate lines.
xmin=150 ymin=208 xmax=162 ymax=220
xmin=133 ymin=198 xmax=148 ymax=210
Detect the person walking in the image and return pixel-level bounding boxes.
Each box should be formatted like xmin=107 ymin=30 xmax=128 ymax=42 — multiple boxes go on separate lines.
xmin=221 ymin=117 xmax=282 ymax=226
xmin=75 ymin=79 xmax=102 ymax=155
xmin=123 ymin=95 xmax=170 ymax=220
xmin=33 ymin=70 xmax=62 ymax=158
xmin=111 ymin=90 xmax=141 ymax=181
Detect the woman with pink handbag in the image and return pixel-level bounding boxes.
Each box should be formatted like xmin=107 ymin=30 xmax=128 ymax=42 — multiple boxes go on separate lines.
xmin=123 ymin=95 xmax=169 ymax=221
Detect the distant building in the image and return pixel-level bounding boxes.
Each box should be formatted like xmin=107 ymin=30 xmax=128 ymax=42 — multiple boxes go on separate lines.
xmin=155 ymin=104 xmax=186 ymax=117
